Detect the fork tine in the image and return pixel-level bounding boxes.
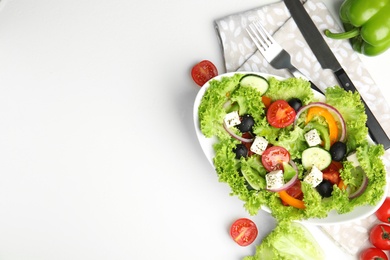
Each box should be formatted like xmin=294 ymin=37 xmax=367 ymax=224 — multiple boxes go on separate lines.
xmin=246 ymin=24 xmax=267 ymax=55
xmin=254 ymin=22 xmax=275 ymax=45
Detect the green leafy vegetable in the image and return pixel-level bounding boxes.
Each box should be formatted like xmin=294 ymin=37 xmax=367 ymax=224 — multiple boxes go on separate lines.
xmin=198 ymin=73 xmax=386 ymax=221
xmin=324 ymin=86 xmax=367 ymax=152
xmin=243 ymin=221 xmax=324 ymax=260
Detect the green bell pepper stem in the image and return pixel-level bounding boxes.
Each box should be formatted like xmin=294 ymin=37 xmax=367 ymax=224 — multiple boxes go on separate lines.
xmin=325 ymin=0 xmax=390 ymax=56
xmin=324 ymin=27 xmax=360 ymax=40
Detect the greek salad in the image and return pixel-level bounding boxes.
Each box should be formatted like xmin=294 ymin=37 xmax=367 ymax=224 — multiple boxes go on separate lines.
xmin=197 ymin=72 xmax=386 ymax=221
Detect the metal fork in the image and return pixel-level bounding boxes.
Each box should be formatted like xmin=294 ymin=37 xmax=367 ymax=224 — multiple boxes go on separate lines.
xmin=246 ymin=21 xmax=323 ymax=93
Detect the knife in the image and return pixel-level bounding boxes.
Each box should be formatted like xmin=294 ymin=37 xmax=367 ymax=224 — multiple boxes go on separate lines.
xmin=284 ymin=0 xmax=390 ymax=150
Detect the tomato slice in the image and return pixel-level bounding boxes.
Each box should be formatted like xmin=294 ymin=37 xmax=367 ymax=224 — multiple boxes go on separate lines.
xmin=322 ymin=161 xmax=343 ymax=185
xmin=280 ymin=180 xmax=305 ymax=209
xmin=261 ymin=146 xmax=290 ymax=171
xmin=285 ymin=180 xmax=303 ymax=200
xmin=191 ymin=60 xmax=218 ymax=86
xmin=266 ymin=100 xmax=296 ymax=128
xmin=230 ymin=218 xmax=258 ymax=246
xmin=241 ymin=132 xmax=255 ymax=157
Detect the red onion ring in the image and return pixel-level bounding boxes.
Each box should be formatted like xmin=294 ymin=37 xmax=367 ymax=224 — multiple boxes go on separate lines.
xmin=222 ymin=121 xmax=254 ymax=143
xmin=348 ymin=172 xmax=368 ymax=199
xmin=294 ymin=102 xmax=347 ymax=143
xmin=267 ymin=160 xmax=299 ymax=192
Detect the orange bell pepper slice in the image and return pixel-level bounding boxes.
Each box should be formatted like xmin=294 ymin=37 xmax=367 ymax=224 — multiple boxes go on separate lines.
xmin=262 ymin=95 xmax=272 ymax=109
xmin=279 ymin=190 xmax=306 ymax=209
xmin=305 ymin=106 xmax=339 ymax=145
xmin=338 ymin=179 xmax=347 ymax=190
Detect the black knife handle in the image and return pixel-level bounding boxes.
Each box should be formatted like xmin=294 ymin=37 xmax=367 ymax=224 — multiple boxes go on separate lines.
xmin=335 ymin=68 xmax=390 ymax=150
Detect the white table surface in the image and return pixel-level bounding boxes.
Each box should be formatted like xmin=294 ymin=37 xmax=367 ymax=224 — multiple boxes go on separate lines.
xmin=0 ymin=0 xmax=389 ymax=259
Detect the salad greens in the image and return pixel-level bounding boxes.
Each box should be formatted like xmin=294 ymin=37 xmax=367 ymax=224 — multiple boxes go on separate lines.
xmin=198 ymin=73 xmax=386 ymax=222
xmin=243 ymin=221 xmax=324 ymax=260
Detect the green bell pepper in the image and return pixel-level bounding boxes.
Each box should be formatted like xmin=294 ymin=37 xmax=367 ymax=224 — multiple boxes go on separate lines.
xmin=325 ymin=0 xmax=390 ymax=56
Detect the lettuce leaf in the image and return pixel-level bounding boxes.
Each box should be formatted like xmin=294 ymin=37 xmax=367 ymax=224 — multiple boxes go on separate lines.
xmin=198 ymin=74 xmax=386 ymax=221
xmin=198 ymin=74 xmax=241 ymax=138
xmin=324 ymin=86 xmax=368 ymax=151
xmin=243 ymin=221 xmax=324 ymax=260
xmin=265 ymin=77 xmax=315 ymax=104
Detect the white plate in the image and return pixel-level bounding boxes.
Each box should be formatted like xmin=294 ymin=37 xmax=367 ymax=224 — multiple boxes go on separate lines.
xmin=193 ymin=71 xmax=387 ymax=225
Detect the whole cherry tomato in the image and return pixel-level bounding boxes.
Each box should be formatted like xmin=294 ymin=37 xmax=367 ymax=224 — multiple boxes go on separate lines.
xmin=369 ymin=224 xmax=390 ymax=250
xmin=376 ymin=197 xmax=390 ymax=223
xmin=359 ymin=247 xmax=388 ymax=260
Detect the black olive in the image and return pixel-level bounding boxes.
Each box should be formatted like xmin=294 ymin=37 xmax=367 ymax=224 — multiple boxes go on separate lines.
xmin=329 ymin=141 xmax=347 ymax=161
xmin=288 ymin=98 xmax=302 ymax=111
xmin=237 ymin=114 xmax=255 ymax=133
xmin=233 ymin=144 xmax=248 ymax=159
xmin=316 ymin=180 xmax=333 ymax=198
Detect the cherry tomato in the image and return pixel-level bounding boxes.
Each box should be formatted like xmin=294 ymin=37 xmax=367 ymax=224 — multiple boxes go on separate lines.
xmin=191 ymin=60 xmax=218 ymax=86
xmin=281 ymin=180 xmax=304 ymax=207
xmin=322 ymin=161 xmax=343 ymax=185
xmin=230 ymin=218 xmax=258 ymax=246
xmin=279 ymin=190 xmax=306 ymax=209
xmin=359 ymin=247 xmax=388 ymax=260
xmin=241 ymin=132 xmax=255 ymax=157
xmin=261 ymin=146 xmax=290 ymax=171
xmin=266 ymin=100 xmax=296 ymax=128
xmin=376 ymin=197 xmax=390 ymax=223
xmin=369 ymin=224 xmax=390 ymax=250
xmin=285 ymin=180 xmax=303 ymax=200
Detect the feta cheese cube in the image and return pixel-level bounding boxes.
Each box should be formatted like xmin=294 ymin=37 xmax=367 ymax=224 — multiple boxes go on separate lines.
xmin=347 ymin=152 xmax=360 ymax=167
xmin=303 ymin=166 xmax=323 ymax=187
xmin=304 ymin=129 xmax=322 ymax=147
xmin=224 ymin=111 xmax=241 ymax=128
xmin=250 ymin=136 xmax=268 ymax=155
xmin=266 ymin=170 xmax=284 ymax=190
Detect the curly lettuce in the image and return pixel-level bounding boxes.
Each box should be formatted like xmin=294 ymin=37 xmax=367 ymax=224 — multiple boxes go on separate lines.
xmin=266 ymin=77 xmax=315 ymax=104
xmin=243 ymin=221 xmax=324 ymax=260
xmin=198 ymin=74 xmax=386 ymax=222
xmin=325 ymin=86 xmax=368 ymax=151
xmin=198 ymin=74 xmax=241 ymax=139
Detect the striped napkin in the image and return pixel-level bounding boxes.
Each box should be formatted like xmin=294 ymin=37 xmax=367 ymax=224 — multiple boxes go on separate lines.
xmin=214 ymin=0 xmax=390 ymax=255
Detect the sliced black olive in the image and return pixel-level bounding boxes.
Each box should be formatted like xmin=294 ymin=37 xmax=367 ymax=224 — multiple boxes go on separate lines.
xmin=329 ymin=141 xmax=347 ymax=161
xmin=288 ymin=98 xmax=302 ymax=112
xmin=316 ymin=180 xmax=333 ymax=198
xmin=237 ymin=114 xmax=255 ymax=133
xmin=233 ymin=144 xmax=248 ymax=159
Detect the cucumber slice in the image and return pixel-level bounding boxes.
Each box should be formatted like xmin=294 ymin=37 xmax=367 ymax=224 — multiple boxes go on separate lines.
xmin=239 ymin=74 xmax=269 ymax=95
xmin=241 ymin=166 xmax=266 ymax=190
xmin=301 ymin=147 xmax=332 ymax=170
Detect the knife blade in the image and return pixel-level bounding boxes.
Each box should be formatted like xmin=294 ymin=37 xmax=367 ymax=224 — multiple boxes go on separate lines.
xmin=284 ymin=0 xmax=390 ymax=150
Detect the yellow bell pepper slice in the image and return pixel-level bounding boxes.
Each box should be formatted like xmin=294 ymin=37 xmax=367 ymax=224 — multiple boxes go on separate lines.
xmin=305 ymin=106 xmax=339 ymax=145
